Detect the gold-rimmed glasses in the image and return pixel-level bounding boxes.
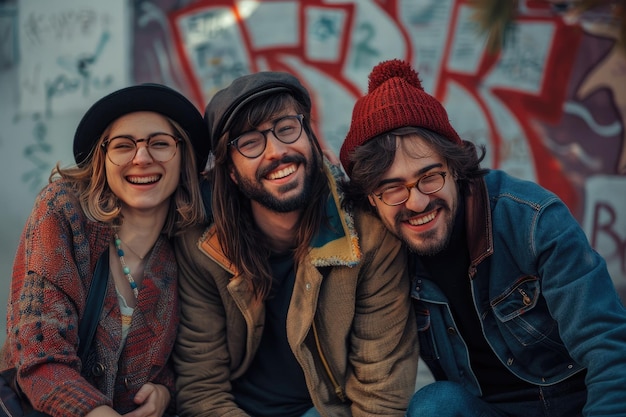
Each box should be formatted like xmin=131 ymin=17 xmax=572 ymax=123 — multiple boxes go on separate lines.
xmin=373 ymin=172 xmax=447 ymax=206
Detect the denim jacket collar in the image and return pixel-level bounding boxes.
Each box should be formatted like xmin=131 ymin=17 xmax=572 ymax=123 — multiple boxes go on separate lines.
xmin=465 ymin=176 xmax=494 ymax=276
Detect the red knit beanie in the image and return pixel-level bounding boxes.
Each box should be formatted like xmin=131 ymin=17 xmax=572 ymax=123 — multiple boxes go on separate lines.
xmin=340 ymin=59 xmax=461 ymax=176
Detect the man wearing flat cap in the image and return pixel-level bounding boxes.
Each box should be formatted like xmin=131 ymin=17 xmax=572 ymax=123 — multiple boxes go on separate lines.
xmin=173 ymin=71 xmax=418 ymax=417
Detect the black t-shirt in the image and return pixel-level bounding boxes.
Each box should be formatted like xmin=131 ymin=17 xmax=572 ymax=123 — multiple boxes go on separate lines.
xmin=232 ymin=250 xmax=313 ymax=416
xmin=420 ymin=199 xmax=536 ymax=398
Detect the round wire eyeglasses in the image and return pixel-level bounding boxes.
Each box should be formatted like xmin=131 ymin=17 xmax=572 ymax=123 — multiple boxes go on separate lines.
xmin=102 ymin=133 xmax=181 ymax=166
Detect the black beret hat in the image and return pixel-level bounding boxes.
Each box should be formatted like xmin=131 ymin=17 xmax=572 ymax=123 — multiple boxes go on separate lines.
xmin=205 ymin=71 xmax=311 ymax=151
xmin=73 ymin=83 xmax=210 ymax=169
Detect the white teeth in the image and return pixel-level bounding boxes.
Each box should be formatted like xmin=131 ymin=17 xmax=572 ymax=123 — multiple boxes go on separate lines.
xmin=267 ymin=165 xmax=296 ymax=180
xmin=128 ymin=175 xmax=159 ymax=184
xmin=408 ymin=212 xmax=436 ymax=226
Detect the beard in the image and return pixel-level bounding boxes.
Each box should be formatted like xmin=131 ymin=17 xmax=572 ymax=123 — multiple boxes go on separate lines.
xmin=392 ymin=198 xmax=456 ymax=256
xmin=233 ymin=154 xmax=317 ymax=213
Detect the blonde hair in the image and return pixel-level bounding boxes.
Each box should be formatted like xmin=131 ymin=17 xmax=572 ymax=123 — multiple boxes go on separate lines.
xmin=52 ymin=117 xmax=206 ymax=236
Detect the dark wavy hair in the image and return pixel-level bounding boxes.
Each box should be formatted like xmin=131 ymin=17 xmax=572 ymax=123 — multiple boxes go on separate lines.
xmin=208 ymin=92 xmax=329 ymax=299
xmin=342 ymin=127 xmax=489 ymax=213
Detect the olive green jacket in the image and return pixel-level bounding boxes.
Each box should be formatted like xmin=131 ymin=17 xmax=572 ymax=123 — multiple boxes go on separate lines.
xmin=174 ymin=165 xmax=418 ymax=417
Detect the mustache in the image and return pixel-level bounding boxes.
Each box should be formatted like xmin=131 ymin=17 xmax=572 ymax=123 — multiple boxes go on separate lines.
xmin=257 ymin=155 xmax=307 ymax=180
xmin=395 ymin=198 xmax=449 ymax=222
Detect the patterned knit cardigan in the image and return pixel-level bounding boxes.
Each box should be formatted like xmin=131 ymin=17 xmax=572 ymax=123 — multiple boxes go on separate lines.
xmin=1 ymin=180 xmax=179 ymax=416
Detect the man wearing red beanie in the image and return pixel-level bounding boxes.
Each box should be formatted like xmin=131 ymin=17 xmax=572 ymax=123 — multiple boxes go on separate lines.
xmin=340 ymin=59 xmax=626 ymax=417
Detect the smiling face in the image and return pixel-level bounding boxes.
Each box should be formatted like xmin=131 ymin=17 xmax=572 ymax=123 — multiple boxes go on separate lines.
xmin=228 ymin=106 xmax=315 ymax=214
xmin=104 ymin=111 xmax=181 ymax=217
xmin=370 ymin=134 xmax=459 ymax=256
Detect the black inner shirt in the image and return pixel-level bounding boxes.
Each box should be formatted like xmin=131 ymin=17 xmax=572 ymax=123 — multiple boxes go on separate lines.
xmin=420 ymin=197 xmax=535 ymax=398
xmin=232 ymin=250 xmax=313 ymax=416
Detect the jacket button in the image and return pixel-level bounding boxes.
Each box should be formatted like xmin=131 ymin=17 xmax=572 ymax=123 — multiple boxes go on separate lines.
xmin=92 ymin=362 xmax=105 ymax=377
xmin=305 ymin=283 xmax=311 ymax=291
xmin=446 ymin=327 xmax=456 ymax=335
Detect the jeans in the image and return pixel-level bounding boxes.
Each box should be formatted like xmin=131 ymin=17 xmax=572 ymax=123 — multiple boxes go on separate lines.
xmin=406 ymin=378 xmax=587 ymax=417
xmin=300 ymin=408 xmax=322 ymax=417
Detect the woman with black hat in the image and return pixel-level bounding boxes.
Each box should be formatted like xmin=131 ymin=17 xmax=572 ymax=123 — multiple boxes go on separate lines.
xmin=1 ymin=84 xmax=209 ymax=416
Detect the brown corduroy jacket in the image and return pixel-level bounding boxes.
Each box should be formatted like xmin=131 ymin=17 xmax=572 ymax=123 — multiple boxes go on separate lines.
xmin=173 ymin=166 xmax=418 ymax=417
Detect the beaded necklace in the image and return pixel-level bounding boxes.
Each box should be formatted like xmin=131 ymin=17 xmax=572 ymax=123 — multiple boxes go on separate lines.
xmin=114 ymin=234 xmax=139 ymax=299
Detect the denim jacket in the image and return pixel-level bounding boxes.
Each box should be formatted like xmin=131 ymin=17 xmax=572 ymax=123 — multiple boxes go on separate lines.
xmin=411 ymin=169 xmax=626 ymax=416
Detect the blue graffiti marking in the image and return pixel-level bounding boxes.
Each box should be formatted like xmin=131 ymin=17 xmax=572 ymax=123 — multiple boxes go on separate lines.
xmin=21 ymin=117 xmax=52 ymax=191
xmin=46 ymin=31 xmax=113 ymax=115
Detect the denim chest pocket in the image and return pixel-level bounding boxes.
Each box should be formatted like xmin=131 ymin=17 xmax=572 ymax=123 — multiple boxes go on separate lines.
xmin=491 ymin=276 xmax=563 ymax=349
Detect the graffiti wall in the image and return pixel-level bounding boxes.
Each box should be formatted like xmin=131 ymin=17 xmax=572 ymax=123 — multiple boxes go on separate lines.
xmin=136 ymin=0 xmax=626 ymax=294
xmin=0 ymin=0 xmax=624 ymax=336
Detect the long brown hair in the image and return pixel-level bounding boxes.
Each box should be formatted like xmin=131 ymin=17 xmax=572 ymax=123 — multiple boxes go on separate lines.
xmin=209 ymin=92 xmax=328 ymax=299
xmin=51 ymin=117 xmax=206 ymax=237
